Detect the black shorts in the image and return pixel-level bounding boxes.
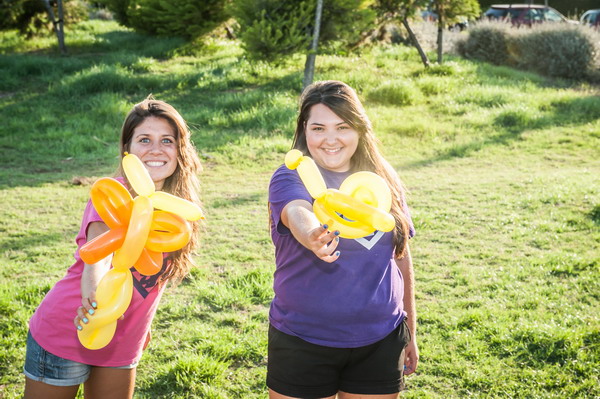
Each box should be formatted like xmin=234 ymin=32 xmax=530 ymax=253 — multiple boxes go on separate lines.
xmin=267 ymin=320 xmax=411 ymax=398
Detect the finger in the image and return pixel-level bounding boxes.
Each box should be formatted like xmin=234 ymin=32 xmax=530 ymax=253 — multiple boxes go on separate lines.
xmin=81 ymin=298 xmax=96 ymax=316
xmin=74 ymin=315 xmax=83 ymax=331
xmin=308 ymin=224 xmax=329 ymax=241
xmin=404 ymin=356 xmax=418 ymax=375
xmin=76 ymin=306 xmax=90 ymax=327
xmin=89 ymin=292 xmax=98 ymax=309
xmin=319 ymin=250 xmax=341 ymax=264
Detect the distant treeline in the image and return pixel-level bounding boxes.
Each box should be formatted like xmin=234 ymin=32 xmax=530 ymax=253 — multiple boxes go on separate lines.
xmin=477 ymin=0 xmax=598 ymax=18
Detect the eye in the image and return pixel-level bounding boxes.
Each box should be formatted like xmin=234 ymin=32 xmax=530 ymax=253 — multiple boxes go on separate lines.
xmin=162 ymin=138 xmax=174 ymax=144
xmin=338 ymin=125 xmax=350 ymax=130
xmin=311 ymin=126 xmax=324 ymax=132
xmin=139 ymin=137 xmax=150 ymax=143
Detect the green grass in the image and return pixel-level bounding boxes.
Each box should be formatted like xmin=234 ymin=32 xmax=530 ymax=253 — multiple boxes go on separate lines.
xmin=1 ymin=21 xmax=599 ymax=398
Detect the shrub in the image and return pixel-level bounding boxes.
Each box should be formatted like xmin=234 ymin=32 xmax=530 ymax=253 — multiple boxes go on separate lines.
xmin=456 ymin=21 xmax=512 ymax=66
xmin=458 ymin=22 xmax=600 ymax=81
xmin=0 ymin=0 xmax=89 ymax=37
xmin=513 ymin=25 xmax=599 ymax=80
xmin=230 ymin=0 xmax=313 ymax=62
xmin=231 ymin=0 xmax=376 ymax=62
xmin=127 ymin=0 xmax=228 ymax=39
xmin=96 ymin=0 xmax=229 ymax=40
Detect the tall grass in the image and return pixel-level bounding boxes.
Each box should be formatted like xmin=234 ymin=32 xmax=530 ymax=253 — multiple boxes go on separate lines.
xmin=0 ymin=20 xmax=599 ymax=398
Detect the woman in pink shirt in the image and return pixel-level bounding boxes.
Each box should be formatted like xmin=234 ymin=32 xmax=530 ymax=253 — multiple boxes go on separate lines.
xmin=23 ymin=97 xmax=202 ymax=398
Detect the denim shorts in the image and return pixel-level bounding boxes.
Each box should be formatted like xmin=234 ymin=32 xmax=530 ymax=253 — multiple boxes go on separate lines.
xmin=23 ymin=331 xmax=137 ymax=387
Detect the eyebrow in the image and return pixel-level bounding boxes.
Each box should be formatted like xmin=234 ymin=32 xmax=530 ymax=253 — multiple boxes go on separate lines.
xmin=309 ymin=121 xmax=348 ymax=126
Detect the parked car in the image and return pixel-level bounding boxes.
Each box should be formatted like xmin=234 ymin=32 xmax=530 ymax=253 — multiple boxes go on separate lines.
xmin=421 ymin=10 xmax=469 ymax=31
xmin=483 ymin=4 xmax=578 ymax=26
xmin=580 ymin=9 xmax=600 ymax=28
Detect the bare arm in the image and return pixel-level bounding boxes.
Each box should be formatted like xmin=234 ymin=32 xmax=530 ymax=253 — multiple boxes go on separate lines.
xmin=281 ymin=199 xmax=340 ymax=263
xmin=74 ymin=221 xmax=112 ymax=330
xmin=396 ymin=246 xmax=419 ymax=375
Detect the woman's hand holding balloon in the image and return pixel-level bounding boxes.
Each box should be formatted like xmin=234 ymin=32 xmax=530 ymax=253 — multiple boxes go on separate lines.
xmin=282 ymin=200 xmax=341 ymax=263
xmin=305 ymin=225 xmax=341 ymax=263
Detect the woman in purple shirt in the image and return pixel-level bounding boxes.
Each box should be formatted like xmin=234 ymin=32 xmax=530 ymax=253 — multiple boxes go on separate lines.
xmin=267 ymin=80 xmax=419 ymax=398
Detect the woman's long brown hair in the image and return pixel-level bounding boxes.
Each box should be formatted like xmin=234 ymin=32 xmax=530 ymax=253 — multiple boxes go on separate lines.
xmin=119 ymin=96 xmax=203 ymax=284
xmin=292 ymin=81 xmax=410 ymax=258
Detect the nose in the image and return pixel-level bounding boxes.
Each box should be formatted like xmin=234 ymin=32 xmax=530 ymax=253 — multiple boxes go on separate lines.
xmin=324 ymin=130 xmax=339 ymax=145
xmin=149 ymin=141 xmax=162 ymax=154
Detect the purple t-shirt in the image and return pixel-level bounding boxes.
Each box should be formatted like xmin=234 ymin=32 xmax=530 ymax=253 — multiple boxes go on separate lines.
xmin=268 ymin=164 xmax=415 ymax=348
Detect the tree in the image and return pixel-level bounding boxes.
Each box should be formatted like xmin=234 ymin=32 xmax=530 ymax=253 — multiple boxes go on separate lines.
xmin=232 ymin=0 xmax=376 ymax=87
xmin=303 ymin=0 xmax=323 ymax=88
xmin=375 ymin=0 xmax=430 ymax=68
xmin=432 ymin=0 xmax=479 ymax=63
xmin=41 ymin=0 xmax=66 ymax=55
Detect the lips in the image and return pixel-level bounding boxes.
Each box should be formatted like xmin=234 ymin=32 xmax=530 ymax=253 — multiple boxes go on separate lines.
xmin=321 ymin=148 xmax=342 ymax=154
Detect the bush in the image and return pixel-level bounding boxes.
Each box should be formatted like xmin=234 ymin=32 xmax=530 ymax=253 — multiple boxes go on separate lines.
xmin=231 ymin=0 xmax=313 ymax=62
xmin=457 ymin=22 xmax=600 ymax=80
xmin=128 ymin=0 xmax=228 ymax=39
xmin=231 ymin=0 xmax=376 ymax=62
xmin=513 ymin=25 xmax=599 ymax=80
xmin=0 ymin=0 xmax=89 ymax=37
xmin=456 ymin=21 xmax=512 ymax=66
xmin=96 ymin=0 xmax=228 ymax=40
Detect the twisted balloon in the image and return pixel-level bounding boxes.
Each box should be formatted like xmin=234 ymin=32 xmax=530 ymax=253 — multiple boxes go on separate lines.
xmin=77 ymin=153 xmax=203 ymax=349
xmin=285 ymin=149 xmax=395 ymax=239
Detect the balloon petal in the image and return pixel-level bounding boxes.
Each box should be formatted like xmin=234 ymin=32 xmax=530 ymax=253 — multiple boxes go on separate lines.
xmin=150 ymin=191 xmax=204 ymax=221
xmin=123 ymin=153 xmax=155 ymax=197
xmin=79 ymin=228 xmax=126 ymax=265
xmin=134 ymin=248 xmax=163 ymax=276
xmin=112 ymin=196 xmax=153 ymax=270
xmin=90 ymin=178 xmax=133 ymax=229
xmin=146 ymin=211 xmax=192 ymax=252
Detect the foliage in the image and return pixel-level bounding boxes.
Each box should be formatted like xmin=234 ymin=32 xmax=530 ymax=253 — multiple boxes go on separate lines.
xmin=95 ymin=0 xmax=131 ymax=25
xmin=0 ymin=0 xmax=88 ymax=36
xmin=126 ymin=0 xmax=229 ymax=39
xmin=231 ymin=0 xmax=376 ymax=62
xmin=230 ymin=0 xmax=314 ymax=62
xmin=95 ymin=0 xmax=229 ymax=39
xmin=1 ymin=20 xmax=599 ymax=399
xmin=513 ymin=24 xmax=599 ymax=80
xmin=457 ymin=22 xmax=600 ymax=80
xmin=433 ymin=0 xmax=480 ymax=26
xmin=455 ymin=21 xmax=512 ymax=66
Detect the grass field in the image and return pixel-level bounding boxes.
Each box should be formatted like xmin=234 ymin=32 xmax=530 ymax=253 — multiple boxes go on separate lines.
xmin=0 ymin=20 xmax=599 ymax=398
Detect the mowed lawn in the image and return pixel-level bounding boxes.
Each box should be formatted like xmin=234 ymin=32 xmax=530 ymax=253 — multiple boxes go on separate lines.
xmin=0 ymin=20 xmax=598 ymax=398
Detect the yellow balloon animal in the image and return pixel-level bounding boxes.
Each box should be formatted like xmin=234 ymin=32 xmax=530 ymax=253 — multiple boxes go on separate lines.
xmin=77 ymin=153 xmax=203 ymax=350
xmin=285 ymin=149 xmax=395 ymax=239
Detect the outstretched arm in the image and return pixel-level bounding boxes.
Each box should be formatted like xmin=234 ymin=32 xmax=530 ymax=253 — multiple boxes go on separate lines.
xmin=74 ymin=222 xmax=112 ymax=330
xmin=281 ymin=199 xmax=340 ymax=263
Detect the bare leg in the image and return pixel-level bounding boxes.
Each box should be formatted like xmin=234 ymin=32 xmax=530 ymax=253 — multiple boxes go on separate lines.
xmin=83 ymin=367 xmax=136 ymax=399
xmin=24 ymin=376 xmax=79 ymax=399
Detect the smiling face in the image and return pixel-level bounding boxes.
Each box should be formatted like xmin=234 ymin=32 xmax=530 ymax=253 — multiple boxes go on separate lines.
xmin=127 ymin=116 xmax=178 ymax=191
xmin=305 ymin=103 xmax=360 ymax=173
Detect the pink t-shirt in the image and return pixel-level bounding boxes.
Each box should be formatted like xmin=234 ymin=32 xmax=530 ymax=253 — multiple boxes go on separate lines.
xmin=29 ymin=180 xmax=169 ymax=367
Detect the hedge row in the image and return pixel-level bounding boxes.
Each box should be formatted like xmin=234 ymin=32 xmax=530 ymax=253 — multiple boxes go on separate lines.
xmin=456 ymin=21 xmax=600 ymax=80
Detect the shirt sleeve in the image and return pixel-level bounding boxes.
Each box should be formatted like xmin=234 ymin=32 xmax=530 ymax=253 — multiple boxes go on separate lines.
xmin=75 ymin=199 xmax=105 ymax=248
xmin=268 ymin=165 xmax=313 ymax=236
